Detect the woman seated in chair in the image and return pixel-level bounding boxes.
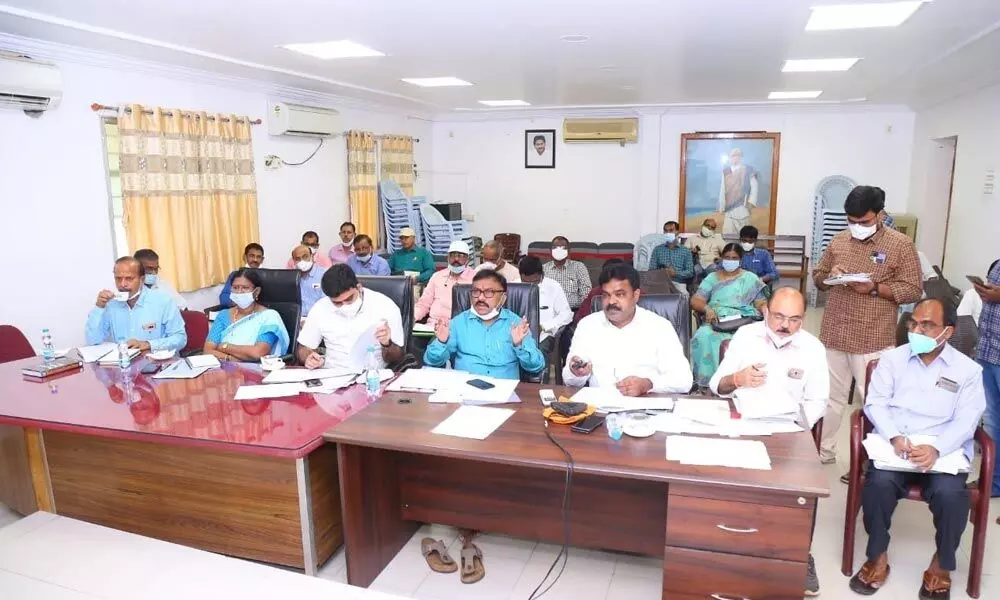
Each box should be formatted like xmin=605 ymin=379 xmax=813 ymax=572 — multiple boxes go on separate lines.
xmin=690 ymin=243 xmax=767 ymax=386
xmin=204 ymin=269 xmax=289 ymax=362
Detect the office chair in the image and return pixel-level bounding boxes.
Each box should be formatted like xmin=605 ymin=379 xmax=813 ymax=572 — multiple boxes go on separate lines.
xmin=179 ymin=311 xmax=209 ymax=357
xmin=0 ymin=325 xmax=35 ymax=363
xmin=254 ymin=269 xmax=302 ymax=364
xmin=358 ymin=276 xmax=418 ymax=372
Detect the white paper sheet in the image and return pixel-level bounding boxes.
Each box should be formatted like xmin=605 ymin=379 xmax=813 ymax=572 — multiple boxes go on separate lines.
xmin=431 ymin=405 xmax=515 ymax=440
xmin=263 ymin=367 xmax=358 ymax=384
xmin=652 ymin=413 xmax=803 ymax=437
xmin=673 ymin=398 xmax=732 ymax=425
xmin=308 ymin=374 xmax=360 ymax=394
xmin=386 ymin=367 xmax=471 ymax=393
xmin=152 ymin=361 xmax=210 ymax=380
xmin=459 ymin=377 xmax=520 ymax=404
xmin=412 ymin=323 xmax=435 ymax=334
xmin=823 ymin=273 xmax=871 ymax=286
xmin=353 ymin=369 xmax=395 ymax=386
xmin=76 ymin=343 xmax=117 ymax=363
xmin=186 ymin=354 xmax=222 ymax=369
xmin=666 ymin=435 xmax=772 ymax=470
xmin=732 ymin=384 xmax=800 ymax=420
xmin=96 ymin=347 xmax=141 ymax=365
xmin=234 ymin=383 xmax=305 ymax=400
xmin=348 ymin=324 xmax=380 ymax=372
xmin=570 ymin=388 xmax=675 ymax=412
xmin=862 ymin=433 xmax=970 ymax=475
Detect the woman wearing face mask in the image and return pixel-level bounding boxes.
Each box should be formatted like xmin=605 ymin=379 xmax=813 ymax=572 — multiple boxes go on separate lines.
xmin=203 ymin=269 xmax=290 ymax=362
xmin=690 ymin=243 xmax=768 ymax=386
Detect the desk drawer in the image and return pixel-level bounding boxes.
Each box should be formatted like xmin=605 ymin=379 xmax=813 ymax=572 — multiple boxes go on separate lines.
xmin=663 ymin=546 xmax=803 ymax=600
xmin=666 ymin=495 xmax=810 ymax=561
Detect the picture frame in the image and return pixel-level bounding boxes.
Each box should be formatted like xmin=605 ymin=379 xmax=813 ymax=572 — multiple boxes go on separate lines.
xmin=679 ymin=132 xmax=781 ymax=235
xmin=525 ymin=129 xmax=556 ymax=169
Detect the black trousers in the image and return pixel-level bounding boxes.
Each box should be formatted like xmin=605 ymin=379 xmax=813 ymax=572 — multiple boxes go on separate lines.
xmin=862 ymin=461 xmax=970 ymax=570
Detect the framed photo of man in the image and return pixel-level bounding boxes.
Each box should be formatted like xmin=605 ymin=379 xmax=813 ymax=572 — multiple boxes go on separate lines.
xmin=679 ymin=132 xmax=781 ymax=235
xmin=525 ymin=129 xmax=556 ymax=169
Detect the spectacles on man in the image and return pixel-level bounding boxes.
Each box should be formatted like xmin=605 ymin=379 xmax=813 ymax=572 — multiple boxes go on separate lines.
xmin=470 ymin=288 xmax=504 ymax=299
xmin=907 ymin=318 xmax=944 ymax=334
xmin=770 ymin=312 xmax=803 ymax=326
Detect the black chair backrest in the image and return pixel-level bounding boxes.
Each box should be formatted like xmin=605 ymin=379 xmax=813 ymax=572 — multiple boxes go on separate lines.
xmin=359 ymin=276 xmax=414 ymax=349
xmin=255 ymin=268 xmax=302 ymax=353
xmin=589 ymin=293 xmax=691 ymax=357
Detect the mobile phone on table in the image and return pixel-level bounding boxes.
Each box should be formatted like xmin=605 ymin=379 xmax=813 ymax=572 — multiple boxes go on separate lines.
xmin=305 ymin=379 xmax=323 ymax=388
xmin=967 ymin=275 xmax=986 ymax=287
xmin=466 ymin=378 xmax=495 ymax=390
xmin=571 ymin=415 xmax=605 ymax=434
xmin=140 ymin=363 xmax=161 ymax=375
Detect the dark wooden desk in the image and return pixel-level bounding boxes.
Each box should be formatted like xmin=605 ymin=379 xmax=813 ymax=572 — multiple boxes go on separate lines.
xmin=324 ymin=384 xmax=830 ymax=599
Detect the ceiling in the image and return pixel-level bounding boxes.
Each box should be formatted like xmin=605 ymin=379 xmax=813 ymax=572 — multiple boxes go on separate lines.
xmin=2 ymin=0 xmax=999 ymax=112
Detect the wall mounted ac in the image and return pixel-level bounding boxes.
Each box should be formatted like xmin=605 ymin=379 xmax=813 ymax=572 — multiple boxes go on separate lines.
xmin=0 ymin=52 xmax=62 ymax=114
xmin=562 ymin=117 xmax=638 ymax=144
xmin=267 ymin=101 xmax=340 ymax=137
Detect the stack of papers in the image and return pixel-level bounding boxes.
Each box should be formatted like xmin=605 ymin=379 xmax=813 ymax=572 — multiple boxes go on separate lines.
xmin=152 ymin=360 xmax=210 ymax=380
xmin=186 ymin=354 xmax=222 ymax=369
xmin=570 ymin=388 xmax=674 ymax=412
xmin=96 ymin=347 xmax=141 ymax=366
xmin=77 ymin=343 xmax=117 ymax=363
xmin=673 ymin=399 xmax=732 ymax=425
xmin=234 ymin=383 xmax=305 ymax=400
xmin=823 ymin=273 xmax=871 ymax=286
xmin=425 ymin=375 xmax=520 ymax=405
xmin=431 ymin=405 xmax=515 ymax=440
xmin=666 ymin=435 xmax=772 ymax=470
xmin=263 ymin=367 xmax=357 ymax=384
xmin=386 ymin=367 xmax=471 ymax=393
xmin=862 ymin=433 xmax=970 ymax=475
xmin=732 ymin=385 xmax=800 ymax=421
xmin=652 ymin=413 xmax=802 ymax=437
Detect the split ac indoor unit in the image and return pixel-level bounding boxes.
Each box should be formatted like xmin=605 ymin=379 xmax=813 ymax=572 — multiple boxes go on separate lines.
xmin=562 ymin=117 xmax=638 ymax=144
xmin=0 ymin=52 xmax=62 ymax=113
xmin=267 ymin=101 xmax=340 ymax=137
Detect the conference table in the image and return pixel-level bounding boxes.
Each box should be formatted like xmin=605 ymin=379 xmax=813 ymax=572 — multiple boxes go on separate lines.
xmin=325 ymin=386 xmax=831 ymax=599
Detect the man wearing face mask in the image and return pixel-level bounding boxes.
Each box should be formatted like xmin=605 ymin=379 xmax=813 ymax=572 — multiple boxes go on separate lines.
xmin=475 ymin=240 xmax=521 ymax=283
xmin=286 ymin=231 xmax=333 ymax=269
xmin=133 ymin=248 xmax=188 ymax=310
xmin=290 ymin=244 xmax=328 ymax=316
xmin=813 ymin=185 xmax=922 ymax=465
xmin=298 ymin=264 xmax=405 ymax=371
xmin=414 ymin=240 xmax=475 ymax=326
xmin=650 ymin=221 xmax=694 ymax=288
xmin=424 ymin=270 xmax=544 ymax=379
xmin=345 ymin=234 xmax=390 ymax=276
xmin=738 ymin=226 xmax=779 ymax=289
xmin=86 ymin=257 xmax=187 ymax=352
xmin=219 ymin=243 xmax=264 ymax=306
xmin=850 ymin=298 xmax=984 ymax=598
xmin=543 ymin=235 xmax=592 ymax=310
xmin=685 ymin=218 xmax=726 ymax=277
xmin=328 ymin=222 xmax=357 ymax=265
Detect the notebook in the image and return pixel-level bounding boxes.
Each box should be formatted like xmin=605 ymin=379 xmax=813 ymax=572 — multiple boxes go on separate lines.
xmin=21 ymin=356 xmax=84 ymax=379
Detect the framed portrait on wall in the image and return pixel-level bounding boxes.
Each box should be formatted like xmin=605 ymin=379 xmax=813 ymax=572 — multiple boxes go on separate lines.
xmin=679 ymin=132 xmax=781 ymax=235
xmin=525 ymin=129 xmax=556 ymax=169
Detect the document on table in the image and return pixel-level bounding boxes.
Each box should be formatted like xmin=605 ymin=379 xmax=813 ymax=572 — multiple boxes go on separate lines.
xmin=186 ymin=354 xmax=222 ymax=369
xmin=387 ymin=367 xmax=471 ymax=393
xmin=353 ymin=369 xmax=395 ymax=386
xmin=673 ymin=398 xmax=732 ymax=425
xmin=666 ymin=435 xmax=772 ymax=470
xmin=234 ymin=383 xmax=305 ymax=400
xmin=431 ymin=405 xmax=515 ymax=440
xmin=862 ymin=433 xmax=970 ymax=475
xmin=732 ymin=384 xmax=800 ymax=420
xmin=152 ymin=360 xmax=211 ymax=380
xmin=263 ymin=367 xmax=358 ymax=384
xmin=823 ymin=273 xmax=871 ymax=286
xmin=570 ymin=387 xmax=674 ymax=412
xmin=76 ymin=343 xmax=117 ymax=363
xmin=96 ymin=347 xmax=142 ymax=365
xmin=652 ymin=413 xmax=802 ymax=437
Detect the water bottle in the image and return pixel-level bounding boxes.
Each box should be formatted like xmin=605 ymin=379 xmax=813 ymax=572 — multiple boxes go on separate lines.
xmin=364 ymin=346 xmax=382 ymax=400
xmin=41 ymin=329 xmax=55 ymax=363
xmin=117 ymin=339 xmax=131 ymax=370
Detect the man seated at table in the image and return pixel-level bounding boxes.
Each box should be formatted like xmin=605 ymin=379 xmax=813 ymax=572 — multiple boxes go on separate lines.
xmin=564 ymin=262 xmax=692 ymax=395
xmin=424 ymin=269 xmax=545 ymax=379
xmin=476 ymin=240 xmax=520 ymax=283
xmin=415 ymin=240 xmax=475 ymax=326
xmin=709 ymin=286 xmax=828 ymax=597
xmin=346 ymin=234 xmax=390 ymax=276
xmin=86 ymin=256 xmax=187 ymax=352
xmin=387 ymin=227 xmax=435 ymax=283
xmin=291 ymin=244 xmax=328 ymax=316
xmin=849 ymin=298 xmax=985 ymax=598
xmin=133 ymin=248 xmax=188 ymax=309
xmin=286 ymin=230 xmax=333 ymax=269
xmin=518 ymin=255 xmax=571 ymax=354
xmin=220 ymin=243 xmax=264 ymax=306
xmin=738 ymin=226 xmax=780 ymax=292
xmin=649 ymin=220 xmax=694 ymax=287
xmin=297 ymin=264 xmax=405 ymax=371
xmin=543 ymin=235 xmax=592 ymax=310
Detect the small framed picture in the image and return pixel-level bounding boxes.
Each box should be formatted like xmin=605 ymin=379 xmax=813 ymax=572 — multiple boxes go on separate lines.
xmin=525 ymin=129 xmax=556 ymax=169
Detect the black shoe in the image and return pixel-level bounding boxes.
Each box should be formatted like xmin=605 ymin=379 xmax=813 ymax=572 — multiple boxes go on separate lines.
xmin=804 ymin=553 xmax=819 ymax=596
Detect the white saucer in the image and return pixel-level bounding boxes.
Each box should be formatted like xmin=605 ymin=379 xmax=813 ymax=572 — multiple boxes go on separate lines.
xmin=147 ymin=349 xmax=176 ymax=361
xmin=623 ymin=423 xmax=656 ymax=438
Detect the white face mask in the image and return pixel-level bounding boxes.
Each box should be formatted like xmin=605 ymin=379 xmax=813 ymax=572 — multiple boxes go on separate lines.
xmin=334 ymin=292 xmax=362 ymax=318
xmin=478 ymin=261 xmax=497 ymax=271
xmin=740 ymin=242 xmax=755 ymax=252
xmin=296 ymin=260 xmax=313 ymax=272
xmin=342 ymin=237 xmax=355 ymax=247
xmin=701 ymin=227 xmax=714 ymax=238
xmin=766 ymin=322 xmax=796 ymax=348
xmin=230 ymin=292 xmax=255 ymax=309
xmin=551 ymin=247 xmax=569 ymax=261
xmin=474 ymin=306 xmax=501 ymax=321
xmin=849 ymin=223 xmax=877 ymax=240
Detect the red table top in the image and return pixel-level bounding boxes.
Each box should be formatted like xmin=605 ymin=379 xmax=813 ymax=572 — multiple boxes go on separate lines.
xmin=0 ymin=357 xmax=376 ymax=459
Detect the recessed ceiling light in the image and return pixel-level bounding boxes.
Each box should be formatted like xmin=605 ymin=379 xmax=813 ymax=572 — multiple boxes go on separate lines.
xmin=280 ymin=40 xmax=384 ymax=59
xmin=768 ymin=90 xmax=823 ymax=100
xmin=782 ymin=58 xmax=860 ymax=72
xmin=478 ymin=100 xmax=530 ymax=107
xmin=401 ymin=77 xmax=473 ymax=87
xmin=598 ymin=65 xmax=618 ymax=71
xmin=560 ymin=34 xmax=590 ymax=43
xmin=621 ymin=85 xmax=636 ymax=91
xmin=805 ymin=1 xmax=928 ymax=31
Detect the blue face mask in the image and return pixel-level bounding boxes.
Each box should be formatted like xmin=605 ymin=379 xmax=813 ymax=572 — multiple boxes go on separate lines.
xmin=144 ymin=274 xmax=158 ymax=287
xmin=664 ymin=233 xmax=677 ymax=244
xmin=721 ymin=259 xmax=740 ymax=273
xmin=908 ymin=330 xmax=945 ymax=355
xmin=448 ymin=264 xmax=466 ymax=275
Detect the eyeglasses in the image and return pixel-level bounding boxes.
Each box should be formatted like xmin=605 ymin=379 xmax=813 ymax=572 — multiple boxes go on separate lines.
xmin=907 ymin=319 xmax=944 ymax=333
xmin=470 ymin=289 xmax=504 ymax=299
xmin=770 ymin=312 xmax=803 ymax=326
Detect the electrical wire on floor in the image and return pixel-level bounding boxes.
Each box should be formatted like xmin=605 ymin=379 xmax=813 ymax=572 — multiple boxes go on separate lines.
xmin=280 ymin=137 xmax=324 ymax=166
xmin=529 ymin=420 xmax=575 ymax=600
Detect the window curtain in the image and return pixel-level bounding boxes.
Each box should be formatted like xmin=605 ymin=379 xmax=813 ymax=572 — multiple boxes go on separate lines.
xmin=118 ymin=104 xmax=260 ymax=292
xmin=379 ymin=135 xmax=415 ymax=196
xmin=347 ymin=130 xmax=378 ymax=241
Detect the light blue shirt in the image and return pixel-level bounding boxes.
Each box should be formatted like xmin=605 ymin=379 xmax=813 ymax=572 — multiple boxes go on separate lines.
xmin=84 ymin=288 xmax=187 ymax=352
xmin=424 ymin=308 xmax=545 ymax=380
xmin=865 ymin=343 xmax=986 ymax=460
xmin=346 ymin=254 xmax=391 ymax=277
xmin=300 ymin=265 xmax=327 ymax=315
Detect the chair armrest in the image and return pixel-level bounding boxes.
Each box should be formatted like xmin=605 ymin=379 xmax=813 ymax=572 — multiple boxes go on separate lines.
xmin=975 ymin=426 xmax=995 ymax=495
xmin=202 ymin=304 xmax=225 ymax=316
xmin=848 ymin=410 xmax=867 ymax=486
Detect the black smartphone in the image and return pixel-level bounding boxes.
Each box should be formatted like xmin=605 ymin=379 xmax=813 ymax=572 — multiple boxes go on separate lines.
xmin=466 ymin=378 xmax=495 ymax=390
xmin=967 ymin=275 xmax=986 ymax=287
xmin=571 ymin=415 xmax=605 ymax=434
xmin=140 ymin=363 xmax=161 ymax=375
xmin=304 ymin=379 xmax=323 ymax=388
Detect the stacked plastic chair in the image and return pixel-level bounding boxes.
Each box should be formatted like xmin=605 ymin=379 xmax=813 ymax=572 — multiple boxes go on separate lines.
xmin=419 ymin=202 xmax=471 ymax=256
xmin=379 ymin=180 xmax=426 ymax=253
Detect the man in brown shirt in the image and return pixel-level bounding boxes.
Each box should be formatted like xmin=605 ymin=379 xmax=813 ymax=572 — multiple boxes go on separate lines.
xmin=813 ymin=185 xmax=922 ymax=464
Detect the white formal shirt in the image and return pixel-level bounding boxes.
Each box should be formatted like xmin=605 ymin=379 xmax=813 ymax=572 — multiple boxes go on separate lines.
xmin=957 ymin=289 xmax=982 ymax=325
xmin=563 ymin=306 xmax=692 ymax=393
xmin=148 ymin=279 xmax=188 ymax=310
xmin=708 ymin=321 xmax=829 ymax=427
xmin=537 ymin=277 xmax=572 ymax=342
xmin=297 ymin=289 xmax=404 ymax=371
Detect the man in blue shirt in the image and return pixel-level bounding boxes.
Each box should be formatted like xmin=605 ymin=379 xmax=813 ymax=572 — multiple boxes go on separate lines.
xmin=738 ymin=226 xmax=779 ymax=288
xmin=850 ymin=298 xmax=985 ymax=598
xmin=972 ymin=258 xmax=1000 ymax=496
xmin=424 ymin=269 xmax=545 ymax=379
xmin=345 ymin=234 xmax=391 ymax=277
xmin=291 ymin=244 xmax=327 ymax=316
xmin=219 ymin=243 xmax=264 ymax=306
xmin=85 ymin=257 xmax=187 ymax=352
xmin=649 ymin=221 xmax=694 ymax=286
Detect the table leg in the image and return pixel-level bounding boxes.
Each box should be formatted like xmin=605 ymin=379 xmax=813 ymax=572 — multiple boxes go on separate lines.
xmin=295 ymin=456 xmax=317 ymax=576
xmin=24 ymin=428 xmax=54 ymax=512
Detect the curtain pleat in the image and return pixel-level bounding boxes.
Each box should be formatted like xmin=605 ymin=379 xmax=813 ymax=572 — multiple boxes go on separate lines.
xmin=347 ymin=130 xmax=378 ymax=243
xmin=379 ymin=135 xmax=415 ymax=196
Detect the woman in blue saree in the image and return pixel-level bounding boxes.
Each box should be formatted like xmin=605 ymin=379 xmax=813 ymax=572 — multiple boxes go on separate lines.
xmin=204 ymin=269 xmax=289 ymax=362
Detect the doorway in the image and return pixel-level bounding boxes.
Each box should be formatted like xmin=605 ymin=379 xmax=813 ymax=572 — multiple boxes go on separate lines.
xmin=921 ymin=136 xmax=957 ymax=267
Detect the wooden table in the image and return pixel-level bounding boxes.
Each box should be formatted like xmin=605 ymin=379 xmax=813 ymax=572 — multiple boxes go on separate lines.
xmin=0 ymin=357 xmax=376 ymax=574
xmin=324 ymin=385 xmax=830 ymax=599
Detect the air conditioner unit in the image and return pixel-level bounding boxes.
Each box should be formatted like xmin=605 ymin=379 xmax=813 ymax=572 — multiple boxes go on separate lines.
xmin=0 ymin=52 xmax=62 ymax=113
xmin=267 ymin=101 xmax=340 ymax=137
xmin=563 ymin=117 xmax=638 ymax=144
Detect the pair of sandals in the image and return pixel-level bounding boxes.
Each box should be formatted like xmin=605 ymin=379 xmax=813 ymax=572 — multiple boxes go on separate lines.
xmin=421 ymin=537 xmax=485 ymax=584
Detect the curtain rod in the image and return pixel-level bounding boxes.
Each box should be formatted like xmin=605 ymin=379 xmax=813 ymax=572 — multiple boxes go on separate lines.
xmin=90 ymin=103 xmax=262 ymax=125
xmin=347 ymin=132 xmax=420 ymax=143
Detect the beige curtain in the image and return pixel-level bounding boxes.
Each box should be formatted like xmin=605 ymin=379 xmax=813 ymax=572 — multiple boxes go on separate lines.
xmin=380 ymin=135 xmax=415 ymax=196
xmin=118 ymin=104 xmax=260 ymax=292
xmin=347 ymin=130 xmax=378 ymax=241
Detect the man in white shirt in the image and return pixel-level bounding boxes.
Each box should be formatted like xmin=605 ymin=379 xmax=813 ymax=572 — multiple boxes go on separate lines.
xmin=518 ymin=255 xmax=572 ymax=353
xmin=563 ymin=262 xmax=692 ymax=395
xmin=297 ymin=264 xmax=405 ymax=371
xmin=476 ymin=241 xmax=520 ymax=283
xmin=133 ymin=248 xmax=188 ymax=310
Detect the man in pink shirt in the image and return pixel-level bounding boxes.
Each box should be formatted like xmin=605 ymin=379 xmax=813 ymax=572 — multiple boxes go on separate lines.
xmin=415 ymin=240 xmax=474 ymax=326
xmin=285 ymin=230 xmax=333 ymax=269
xmin=328 ymin=222 xmax=357 ymax=264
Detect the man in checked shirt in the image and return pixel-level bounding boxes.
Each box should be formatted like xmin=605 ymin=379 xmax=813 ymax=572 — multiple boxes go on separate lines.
xmin=813 ymin=185 xmax=922 ymax=466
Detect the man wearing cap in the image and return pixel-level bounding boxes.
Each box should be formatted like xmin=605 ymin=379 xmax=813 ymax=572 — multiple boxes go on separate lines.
xmin=388 ymin=227 xmax=435 ymax=284
xmin=415 ymin=240 xmax=474 ymax=326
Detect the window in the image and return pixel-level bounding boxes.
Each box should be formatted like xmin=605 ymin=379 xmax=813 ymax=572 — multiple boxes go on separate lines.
xmin=100 ymin=118 xmax=128 ymax=258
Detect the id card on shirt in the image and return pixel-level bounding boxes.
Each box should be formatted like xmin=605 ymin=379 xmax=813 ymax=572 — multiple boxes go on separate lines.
xmin=936 ymin=377 xmax=959 ymax=393
xmin=871 ymin=251 xmax=887 ymax=265
xmin=142 ymin=321 xmax=157 ymax=332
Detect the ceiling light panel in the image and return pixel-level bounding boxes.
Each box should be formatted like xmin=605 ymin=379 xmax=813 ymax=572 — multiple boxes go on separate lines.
xmin=401 ymin=77 xmax=473 ymax=87
xmin=782 ymin=58 xmax=860 ymax=72
xmin=478 ymin=100 xmax=530 ymax=107
xmin=281 ymin=40 xmax=384 ymax=59
xmin=805 ymin=2 xmax=928 ymax=31
xmin=768 ymin=90 xmax=823 ymax=99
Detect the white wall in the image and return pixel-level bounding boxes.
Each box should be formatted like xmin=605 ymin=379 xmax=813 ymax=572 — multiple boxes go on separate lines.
xmin=0 ymin=59 xmax=430 ymax=350
xmin=908 ymin=83 xmax=1000 ymax=284
xmin=431 ymin=106 xmax=915 ymax=250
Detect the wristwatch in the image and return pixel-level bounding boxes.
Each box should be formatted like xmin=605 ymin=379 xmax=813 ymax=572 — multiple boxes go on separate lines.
xmin=869 ymin=285 xmax=879 ymax=297
xmin=221 ymin=343 xmax=230 ymax=351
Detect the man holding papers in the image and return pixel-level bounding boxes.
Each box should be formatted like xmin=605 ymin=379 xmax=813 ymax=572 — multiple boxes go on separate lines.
xmin=850 ymin=299 xmax=985 ymax=598
xmin=563 ymin=262 xmax=692 ymax=395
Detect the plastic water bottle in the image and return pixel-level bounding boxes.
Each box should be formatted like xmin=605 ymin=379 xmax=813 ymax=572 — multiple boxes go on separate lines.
xmin=364 ymin=346 xmax=382 ymax=400
xmin=117 ymin=339 xmax=131 ymax=370
xmin=41 ymin=329 xmax=55 ymax=362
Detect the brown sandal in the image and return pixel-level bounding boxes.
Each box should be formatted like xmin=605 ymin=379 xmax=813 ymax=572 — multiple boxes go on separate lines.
xmin=460 ymin=543 xmax=485 ymax=584
xmin=421 ymin=538 xmax=458 ymax=573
